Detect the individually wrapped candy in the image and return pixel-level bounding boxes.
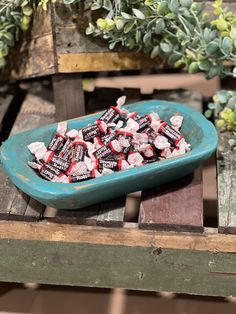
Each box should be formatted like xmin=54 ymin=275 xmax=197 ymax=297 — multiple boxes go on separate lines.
xmin=97 ymin=96 xmax=126 ymax=124
xmin=47 ymin=122 xmax=67 ymax=154
xmin=170 ymin=115 xmax=184 ymax=130
xmin=94 ymin=158 xmax=129 ymax=172
xmin=127 ymin=152 xmax=144 ymax=167
xmin=27 ymin=142 xmax=47 ymax=161
xmin=154 ymin=135 xmax=171 ymax=150
xmin=78 ymin=120 xmax=107 ymax=142
xmin=28 ymin=161 xmax=69 ymax=183
xmin=68 ymin=170 xmax=101 ymax=183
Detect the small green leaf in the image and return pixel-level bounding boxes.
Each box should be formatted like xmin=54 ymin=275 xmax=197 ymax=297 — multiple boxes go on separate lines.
xmin=22 ymin=6 xmax=33 ymax=16
xmin=121 ymin=12 xmax=132 ymax=19
xmin=168 ymin=0 xmax=179 ymax=14
xmin=143 ymin=31 xmax=152 ymax=45
xmin=124 ymin=21 xmax=135 ymax=34
xmin=132 ymin=8 xmax=145 ymax=20
xmin=228 ymin=97 xmax=236 ymax=109
xmin=188 ymin=62 xmax=200 ymax=74
xmin=160 ymin=42 xmax=172 ymax=53
xmin=207 ymin=65 xmax=221 ymax=79
xmin=155 ymin=18 xmax=165 ymax=34
xmin=103 ymin=0 xmax=112 ymax=11
xmin=109 ymin=41 xmax=116 ymax=50
xmin=167 ymin=52 xmax=182 ymax=66
xmin=230 ymin=27 xmax=236 ymax=40
xmin=115 ymin=18 xmax=125 ymax=30
xmin=198 ymin=60 xmax=211 ymax=71
xmin=180 ymin=0 xmax=192 ymax=8
xmin=150 ymin=46 xmax=159 ymax=59
xmin=208 ymin=103 xmax=216 ymax=110
xmin=221 ymin=37 xmax=233 ymax=55
xmin=205 ymin=41 xmax=219 ymax=56
xmin=157 ymin=1 xmax=169 ymax=15
xmin=85 ymin=23 xmax=95 ymax=35
xmin=204 ymin=109 xmax=212 ymax=118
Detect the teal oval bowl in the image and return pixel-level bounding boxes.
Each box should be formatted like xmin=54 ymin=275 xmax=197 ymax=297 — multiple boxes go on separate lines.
xmin=0 ymin=100 xmax=217 ymax=209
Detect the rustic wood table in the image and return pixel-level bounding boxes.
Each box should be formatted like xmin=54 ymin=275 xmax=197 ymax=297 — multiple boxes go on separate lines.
xmin=0 ymin=0 xmax=235 ymax=298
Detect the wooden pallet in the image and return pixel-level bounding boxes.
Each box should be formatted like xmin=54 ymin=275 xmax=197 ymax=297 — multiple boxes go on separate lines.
xmin=0 ymin=85 xmax=235 ymax=297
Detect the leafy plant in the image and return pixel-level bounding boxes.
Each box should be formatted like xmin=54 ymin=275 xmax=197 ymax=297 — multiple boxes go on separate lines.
xmin=86 ymin=0 xmax=236 ymax=79
xmin=1 ymin=0 xmax=236 ymax=80
xmin=206 ymin=90 xmax=236 ymax=150
xmin=0 ymin=0 xmax=35 ymax=69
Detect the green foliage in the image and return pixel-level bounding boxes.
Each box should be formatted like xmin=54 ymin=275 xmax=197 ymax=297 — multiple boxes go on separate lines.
xmin=0 ymin=0 xmax=35 ymax=68
xmin=86 ymin=0 xmax=236 ymax=79
xmin=1 ymin=0 xmax=236 ymax=80
xmin=206 ymin=90 xmax=236 ymax=150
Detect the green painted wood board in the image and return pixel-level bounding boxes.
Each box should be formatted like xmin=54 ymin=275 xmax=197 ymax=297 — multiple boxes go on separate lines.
xmin=0 ymin=238 xmax=236 ymax=297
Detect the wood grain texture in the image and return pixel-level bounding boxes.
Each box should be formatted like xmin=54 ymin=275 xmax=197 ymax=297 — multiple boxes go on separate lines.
xmin=96 ymin=197 xmax=126 ymax=227
xmin=138 ymin=90 xmax=203 ymax=231
xmin=11 ymin=7 xmax=55 ymax=79
xmin=57 ymin=52 xmax=161 ymax=73
xmin=0 ymin=236 xmax=236 ymax=296
xmin=53 ymin=73 xmax=85 ymax=121
xmin=0 ymin=92 xmax=54 ymax=219
xmin=217 ymin=132 xmax=236 ymax=234
xmin=0 ymin=220 xmax=235 ymax=252
xmin=52 ymin=205 xmax=99 ymax=225
xmin=139 ymin=168 xmax=203 ymax=232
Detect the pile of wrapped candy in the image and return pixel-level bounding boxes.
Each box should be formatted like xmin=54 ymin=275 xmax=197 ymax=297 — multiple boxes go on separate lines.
xmin=27 ymin=97 xmax=191 ymax=183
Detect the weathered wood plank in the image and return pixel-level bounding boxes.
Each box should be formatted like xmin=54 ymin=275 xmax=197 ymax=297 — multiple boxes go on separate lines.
xmin=53 ymin=73 xmax=85 ymax=121
xmin=51 ymin=205 xmax=99 ymax=226
xmin=138 ymin=90 xmax=203 ymax=231
xmin=11 ymin=7 xmax=55 ymax=79
xmin=139 ymin=168 xmax=203 ymax=232
xmin=96 ymin=197 xmax=126 ymax=227
xmin=217 ymin=132 xmax=236 ymax=234
xmin=0 ymin=91 xmax=54 ymax=219
xmin=57 ymin=52 xmax=161 ymax=73
xmin=0 ymin=221 xmax=235 ymax=296
xmin=24 ymin=198 xmax=45 ymax=220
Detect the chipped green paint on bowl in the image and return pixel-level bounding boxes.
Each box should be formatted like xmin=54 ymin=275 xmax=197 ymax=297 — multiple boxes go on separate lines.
xmin=0 ymin=100 xmax=218 ymax=209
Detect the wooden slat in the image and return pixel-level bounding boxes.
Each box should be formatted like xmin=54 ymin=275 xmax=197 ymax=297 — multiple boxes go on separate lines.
xmin=11 ymin=7 xmax=55 ymax=79
xmin=51 ymin=205 xmax=99 ymax=226
xmin=138 ymin=90 xmax=204 ymax=231
xmin=53 ymin=73 xmax=85 ymax=121
xmin=96 ymin=197 xmax=126 ymax=227
xmin=217 ymin=132 xmax=236 ymax=234
xmin=139 ymin=168 xmax=203 ymax=232
xmin=0 ymin=91 xmax=54 ymax=220
xmin=0 ymin=221 xmax=236 ymax=296
xmin=57 ymin=52 xmax=161 ymax=73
